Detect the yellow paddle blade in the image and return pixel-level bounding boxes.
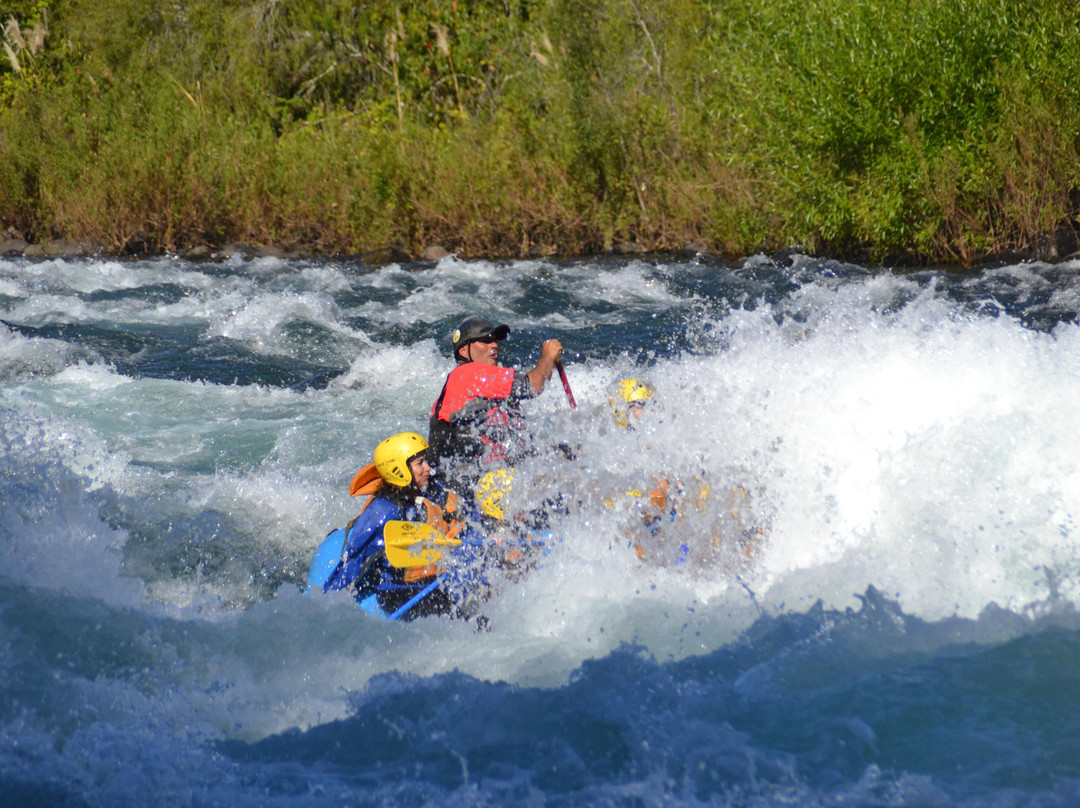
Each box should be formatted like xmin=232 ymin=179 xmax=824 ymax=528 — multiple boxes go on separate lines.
xmin=476 ymin=468 xmax=514 ymax=520
xmin=383 ymin=520 xmax=462 ymax=568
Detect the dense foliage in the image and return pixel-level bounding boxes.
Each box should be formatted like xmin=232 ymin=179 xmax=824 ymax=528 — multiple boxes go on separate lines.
xmin=0 ymin=0 xmax=1077 ymax=263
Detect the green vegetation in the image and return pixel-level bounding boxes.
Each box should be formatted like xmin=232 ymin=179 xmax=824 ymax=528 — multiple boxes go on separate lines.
xmin=0 ymin=0 xmax=1077 ymax=263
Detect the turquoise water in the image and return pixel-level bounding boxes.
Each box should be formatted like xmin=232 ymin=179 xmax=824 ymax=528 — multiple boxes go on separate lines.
xmin=2 ymin=253 xmax=1080 ymax=806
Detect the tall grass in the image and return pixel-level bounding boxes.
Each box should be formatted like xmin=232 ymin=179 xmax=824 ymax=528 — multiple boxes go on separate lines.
xmin=0 ymin=0 xmax=1076 ymax=262
xmin=703 ymin=0 xmax=1080 ymax=261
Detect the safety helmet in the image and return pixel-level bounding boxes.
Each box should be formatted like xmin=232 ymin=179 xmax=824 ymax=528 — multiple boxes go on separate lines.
xmin=610 ymin=377 xmax=654 ymax=428
xmin=452 ymin=317 xmax=510 ymax=360
xmin=373 ymin=432 xmax=429 ymax=487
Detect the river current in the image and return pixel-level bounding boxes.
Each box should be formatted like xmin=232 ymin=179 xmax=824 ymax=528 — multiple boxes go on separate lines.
xmin=2 ymin=252 xmax=1080 ymax=806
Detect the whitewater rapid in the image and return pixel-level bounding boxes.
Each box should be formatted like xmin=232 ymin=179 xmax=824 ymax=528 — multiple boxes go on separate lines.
xmin=3 ymin=254 xmax=1080 ymax=807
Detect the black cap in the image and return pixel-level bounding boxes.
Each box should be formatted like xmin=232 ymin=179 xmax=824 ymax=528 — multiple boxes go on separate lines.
xmin=452 ymin=317 xmax=510 ymax=357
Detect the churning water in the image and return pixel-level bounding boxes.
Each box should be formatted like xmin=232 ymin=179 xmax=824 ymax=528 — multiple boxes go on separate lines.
xmin=2 ymin=252 xmax=1080 ymax=806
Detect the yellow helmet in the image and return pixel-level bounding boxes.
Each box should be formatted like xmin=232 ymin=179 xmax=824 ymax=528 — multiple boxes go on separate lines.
xmin=373 ymin=432 xmax=429 ymax=487
xmin=610 ymin=377 xmax=654 ymax=428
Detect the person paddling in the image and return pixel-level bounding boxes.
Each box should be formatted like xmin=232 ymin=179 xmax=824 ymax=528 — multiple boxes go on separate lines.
xmin=318 ymin=432 xmax=484 ymax=620
xmin=604 ymin=377 xmax=766 ymax=567
xmin=609 ymin=376 xmax=657 ymax=430
xmin=428 ymin=316 xmax=563 ymax=496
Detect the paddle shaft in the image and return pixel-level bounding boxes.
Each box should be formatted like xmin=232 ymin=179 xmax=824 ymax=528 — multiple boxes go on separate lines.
xmin=387 ymin=573 xmax=446 ymax=620
xmin=555 ymin=359 xmax=577 ymax=409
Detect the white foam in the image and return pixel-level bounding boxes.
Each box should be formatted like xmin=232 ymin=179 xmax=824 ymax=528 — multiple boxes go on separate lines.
xmin=0 ymin=410 xmax=145 ymax=606
xmin=205 ymin=290 xmax=357 ymax=348
xmin=3 ymin=256 xmax=1080 ymax=679
xmin=0 ymin=321 xmax=85 ymax=380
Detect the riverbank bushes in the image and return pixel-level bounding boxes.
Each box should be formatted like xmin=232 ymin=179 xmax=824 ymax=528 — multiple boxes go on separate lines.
xmin=0 ymin=0 xmax=1077 ymax=264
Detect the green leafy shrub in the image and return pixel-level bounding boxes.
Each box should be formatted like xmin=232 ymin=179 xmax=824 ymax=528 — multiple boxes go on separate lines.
xmin=0 ymin=0 xmax=1076 ymax=262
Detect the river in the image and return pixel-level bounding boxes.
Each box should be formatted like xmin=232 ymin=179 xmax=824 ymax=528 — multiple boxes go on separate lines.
xmin=2 ymin=252 xmax=1079 ymax=806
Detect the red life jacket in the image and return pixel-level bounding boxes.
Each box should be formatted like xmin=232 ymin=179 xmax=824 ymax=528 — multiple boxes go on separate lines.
xmin=428 ymin=362 xmax=524 ymax=469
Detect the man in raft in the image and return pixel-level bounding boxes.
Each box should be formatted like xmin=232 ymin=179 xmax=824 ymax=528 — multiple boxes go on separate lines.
xmin=428 ymin=316 xmax=563 ymax=498
xmin=319 ymin=432 xmax=484 ymax=620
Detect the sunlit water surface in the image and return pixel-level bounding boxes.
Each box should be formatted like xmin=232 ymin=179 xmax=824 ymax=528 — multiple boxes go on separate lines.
xmin=2 ymin=253 xmax=1080 ymax=806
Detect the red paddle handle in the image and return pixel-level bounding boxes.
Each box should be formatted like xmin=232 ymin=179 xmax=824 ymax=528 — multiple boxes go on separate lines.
xmin=555 ymin=358 xmax=577 ymax=408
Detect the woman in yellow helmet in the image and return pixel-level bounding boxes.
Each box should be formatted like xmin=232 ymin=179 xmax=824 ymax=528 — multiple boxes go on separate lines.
xmin=311 ymin=431 xmax=485 ymax=620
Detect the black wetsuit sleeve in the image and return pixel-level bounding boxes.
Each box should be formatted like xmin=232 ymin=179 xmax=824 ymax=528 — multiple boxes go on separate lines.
xmin=507 ymin=370 xmax=536 ymax=403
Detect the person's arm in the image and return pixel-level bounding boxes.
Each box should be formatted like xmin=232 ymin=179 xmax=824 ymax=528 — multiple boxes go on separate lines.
xmin=323 ymin=500 xmax=394 ymax=591
xmin=525 ymin=339 xmax=563 ymax=394
xmin=343 ymin=499 xmax=397 ymax=561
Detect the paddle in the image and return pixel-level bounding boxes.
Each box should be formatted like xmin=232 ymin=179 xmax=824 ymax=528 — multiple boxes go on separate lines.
xmin=386 ymin=574 xmax=447 ymax=620
xmin=383 ymin=520 xmax=462 ymax=568
xmin=555 ymin=358 xmax=577 ymax=409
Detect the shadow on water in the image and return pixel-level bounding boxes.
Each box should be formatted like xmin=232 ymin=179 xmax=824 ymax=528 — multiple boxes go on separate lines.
xmin=2 ymin=319 xmax=346 ymax=390
xmin=218 ymin=587 xmax=1080 ymax=802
